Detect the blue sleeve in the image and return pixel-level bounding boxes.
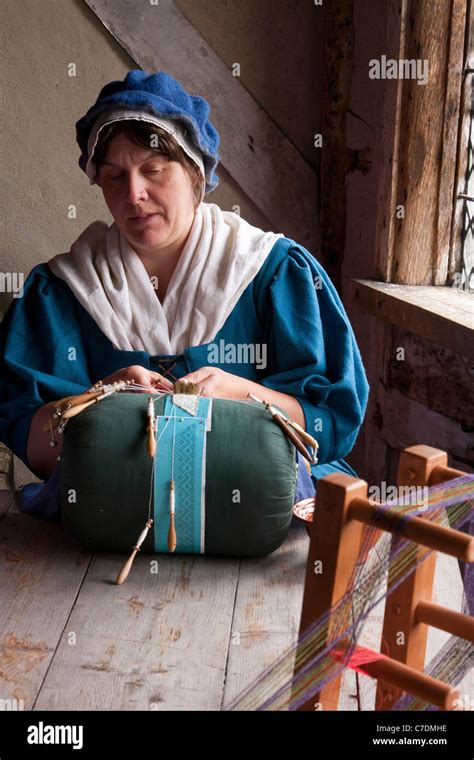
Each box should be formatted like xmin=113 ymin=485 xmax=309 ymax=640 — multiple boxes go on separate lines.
xmin=258 ymin=243 xmax=370 ymax=466
xmin=0 ymin=265 xmax=92 ymax=468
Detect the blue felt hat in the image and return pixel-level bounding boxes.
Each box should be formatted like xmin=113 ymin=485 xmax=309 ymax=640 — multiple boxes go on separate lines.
xmin=76 ymin=70 xmax=221 ymax=195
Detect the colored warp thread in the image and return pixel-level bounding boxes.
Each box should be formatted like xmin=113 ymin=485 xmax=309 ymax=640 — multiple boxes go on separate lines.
xmin=224 ymin=475 xmax=474 ymax=711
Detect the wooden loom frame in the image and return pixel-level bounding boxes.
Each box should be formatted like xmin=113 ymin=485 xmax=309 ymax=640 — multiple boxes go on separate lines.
xmin=293 ymin=444 xmax=474 ymax=711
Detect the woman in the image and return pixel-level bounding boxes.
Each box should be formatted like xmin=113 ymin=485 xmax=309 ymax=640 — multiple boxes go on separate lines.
xmin=0 ymin=70 xmax=369 ymax=517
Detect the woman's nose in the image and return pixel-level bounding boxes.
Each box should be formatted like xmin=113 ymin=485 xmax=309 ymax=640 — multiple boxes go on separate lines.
xmin=125 ymin=174 xmax=147 ymax=204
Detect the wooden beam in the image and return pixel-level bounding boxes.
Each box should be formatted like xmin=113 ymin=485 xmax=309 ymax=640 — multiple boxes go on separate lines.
xmin=319 ymin=0 xmax=353 ymax=288
xmin=390 ymin=0 xmax=467 ymax=285
xmin=449 ymin=0 xmax=474 ymax=282
xmin=350 ymin=278 xmax=474 ymax=360
xmin=368 ymin=385 xmax=474 ymax=469
xmin=435 ymin=0 xmax=469 ymax=284
xmin=387 ymin=325 xmax=474 ymax=427
xmin=84 ymin=0 xmax=319 ymax=251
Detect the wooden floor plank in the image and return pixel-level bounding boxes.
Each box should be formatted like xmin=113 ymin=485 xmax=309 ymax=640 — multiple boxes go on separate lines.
xmin=34 ymin=553 xmax=240 ymax=710
xmin=222 ymin=523 xmax=309 ymax=709
xmin=2 ymin=505 xmax=468 ymax=711
xmin=0 ymin=513 xmax=91 ymax=709
xmin=338 ymin=669 xmax=360 ymax=711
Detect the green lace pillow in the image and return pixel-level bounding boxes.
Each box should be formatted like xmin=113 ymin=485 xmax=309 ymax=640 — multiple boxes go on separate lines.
xmin=61 ymin=392 xmax=297 ymax=557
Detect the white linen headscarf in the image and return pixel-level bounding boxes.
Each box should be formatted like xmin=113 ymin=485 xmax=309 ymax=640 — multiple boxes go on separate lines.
xmin=48 ymin=202 xmax=283 ymax=356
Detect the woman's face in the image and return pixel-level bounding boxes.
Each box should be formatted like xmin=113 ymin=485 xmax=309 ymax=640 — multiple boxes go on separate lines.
xmin=98 ymin=132 xmax=196 ymax=254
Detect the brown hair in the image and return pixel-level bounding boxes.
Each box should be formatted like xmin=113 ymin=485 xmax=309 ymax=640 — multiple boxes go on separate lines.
xmin=93 ymin=121 xmax=204 ymax=209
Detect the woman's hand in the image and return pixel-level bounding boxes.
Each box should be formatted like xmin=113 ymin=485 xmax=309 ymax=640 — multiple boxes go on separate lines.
xmin=100 ymin=364 xmax=174 ymax=392
xmin=179 ymin=366 xmax=306 ymax=429
xmin=26 ymin=366 xmax=173 ymax=480
xmin=178 ymin=367 xmax=251 ymax=399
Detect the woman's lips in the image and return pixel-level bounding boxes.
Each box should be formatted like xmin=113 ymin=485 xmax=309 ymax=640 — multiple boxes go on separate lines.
xmin=128 ymin=213 xmax=160 ymax=226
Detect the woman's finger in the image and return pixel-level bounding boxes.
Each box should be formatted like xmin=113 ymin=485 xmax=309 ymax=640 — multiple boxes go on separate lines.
xmin=180 ymin=367 xmax=214 ymax=385
xmin=128 ymin=368 xmax=171 ymax=387
xmin=150 ymin=373 xmax=173 ymax=389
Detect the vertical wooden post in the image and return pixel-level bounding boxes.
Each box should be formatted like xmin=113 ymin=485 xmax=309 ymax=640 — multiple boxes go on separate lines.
xmin=390 ymin=0 xmax=467 ymax=284
xmin=294 ymin=473 xmax=367 ymax=710
xmin=376 ymin=445 xmax=448 ymax=709
xmin=449 ymin=0 xmax=474 ymax=283
xmin=320 ymin=0 xmax=353 ymax=289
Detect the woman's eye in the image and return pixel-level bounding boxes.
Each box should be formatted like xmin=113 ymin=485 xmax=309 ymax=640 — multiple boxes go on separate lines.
xmin=103 ymin=168 xmax=163 ymax=181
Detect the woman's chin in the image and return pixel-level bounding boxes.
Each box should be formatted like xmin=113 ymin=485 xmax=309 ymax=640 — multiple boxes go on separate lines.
xmin=125 ymin=221 xmax=167 ymax=246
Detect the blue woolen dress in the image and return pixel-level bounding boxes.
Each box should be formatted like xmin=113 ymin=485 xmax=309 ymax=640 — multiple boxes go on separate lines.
xmin=0 ymin=237 xmax=370 ymax=518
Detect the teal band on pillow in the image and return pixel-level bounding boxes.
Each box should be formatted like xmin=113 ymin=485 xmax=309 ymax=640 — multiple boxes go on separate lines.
xmin=153 ymin=395 xmax=211 ymax=554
